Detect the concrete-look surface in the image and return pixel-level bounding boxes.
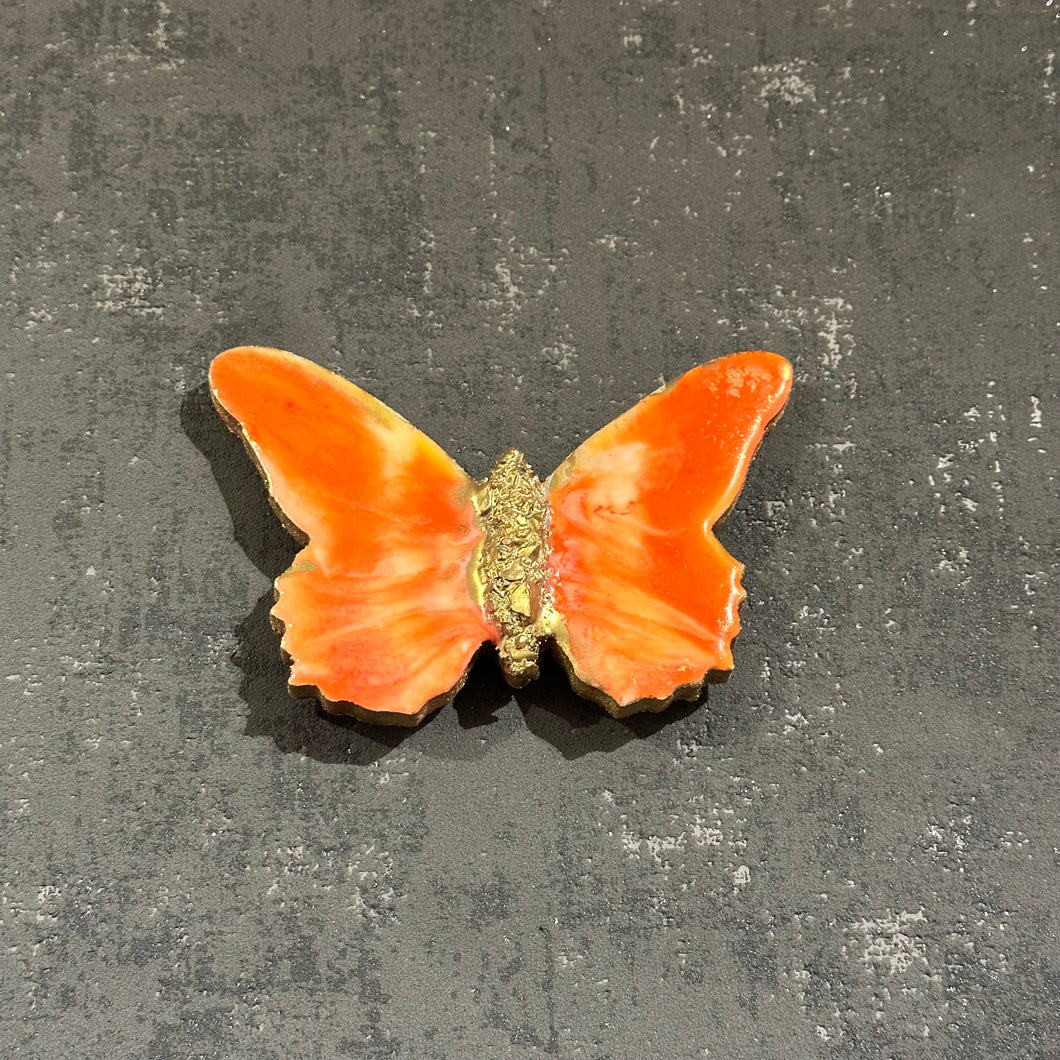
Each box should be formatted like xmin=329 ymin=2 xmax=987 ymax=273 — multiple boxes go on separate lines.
xmin=1 ymin=2 xmax=1057 ymax=1058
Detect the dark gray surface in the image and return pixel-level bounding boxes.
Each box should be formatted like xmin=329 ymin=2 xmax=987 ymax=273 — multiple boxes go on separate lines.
xmin=2 ymin=1 xmax=1058 ymax=1057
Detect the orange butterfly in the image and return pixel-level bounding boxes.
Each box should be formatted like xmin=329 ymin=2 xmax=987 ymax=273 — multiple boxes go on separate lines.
xmin=210 ymin=346 xmax=792 ymax=727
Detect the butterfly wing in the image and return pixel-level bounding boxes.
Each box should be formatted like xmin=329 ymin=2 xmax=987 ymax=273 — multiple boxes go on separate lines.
xmin=545 ymin=351 xmax=792 ymax=716
xmin=209 ymin=346 xmax=497 ymax=726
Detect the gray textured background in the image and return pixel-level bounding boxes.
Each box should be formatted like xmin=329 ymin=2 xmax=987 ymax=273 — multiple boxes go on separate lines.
xmin=2 ymin=1 xmax=1058 ymax=1057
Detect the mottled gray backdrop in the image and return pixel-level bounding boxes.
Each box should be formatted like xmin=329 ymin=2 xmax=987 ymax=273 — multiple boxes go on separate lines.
xmin=1 ymin=1 xmax=1057 ymax=1057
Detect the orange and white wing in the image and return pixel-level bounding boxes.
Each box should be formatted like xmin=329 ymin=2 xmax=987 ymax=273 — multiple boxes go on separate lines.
xmin=545 ymin=351 xmax=792 ymax=716
xmin=210 ymin=346 xmax=497 ymax=726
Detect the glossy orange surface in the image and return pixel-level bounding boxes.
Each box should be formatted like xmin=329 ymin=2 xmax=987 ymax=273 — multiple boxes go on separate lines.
xmin=210 ymin=346 xmax=791 ymax=725
xmin=546 ymin=351 xmax=792 ymax=709
xmin=210 ymin=346 xmax=496 ymax=724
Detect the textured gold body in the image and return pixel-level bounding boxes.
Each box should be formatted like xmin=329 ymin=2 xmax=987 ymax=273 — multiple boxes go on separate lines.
xmin=471 ymin=450 xmax=554 ymax=686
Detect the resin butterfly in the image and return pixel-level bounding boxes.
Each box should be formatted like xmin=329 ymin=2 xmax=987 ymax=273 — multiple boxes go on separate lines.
xmin=210 ymin=346 xmax=792 ymax=726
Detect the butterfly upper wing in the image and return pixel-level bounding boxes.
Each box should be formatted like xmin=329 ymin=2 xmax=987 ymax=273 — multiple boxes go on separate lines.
xmin=209 ymin=346 xmax=497 ymax=726
xmin=545 ymin=351 xmax=792 ymax=715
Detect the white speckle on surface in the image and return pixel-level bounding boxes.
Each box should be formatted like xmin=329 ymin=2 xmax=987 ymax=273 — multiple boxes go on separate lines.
xmin=555 ymin=951 xmax=585 ymax=969
xmin=934 ymin=546 xmax=970 ymax=582
xmin=479 ymin=240 xmax=569 ymax=332
xmin=542 ymin=336 xmax=577 ymax=373
xmin=753 ymin=60 xmax=818 ymax=105
xmin=594 ymin=233 xmax=638 ymax=253
xmin=368 ymin=751 xmax=417 ymax=786
xmin=95 ymin=264 xmax=162 ymax=318
xmin=928 ymin=382 xmax=1009 ymax=519
xmin=1030 ymin=395 xmax=1043 ymax=431
xmin=815 ymin=297 xmax=855 ymax=373
xmin=761 ymin=287 xmax=856 ymax=389
xmin=149 ymin=1 xmax=172 ymax=52
xmin=848 ymin=909 xmax=928 ymax=975
xmin=262 ymin=839 xmax=399 ymax=924
xmin=24 ymin=306 xmax=55 ymax=331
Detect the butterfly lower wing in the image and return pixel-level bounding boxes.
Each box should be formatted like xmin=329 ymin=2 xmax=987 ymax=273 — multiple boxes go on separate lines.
xmin=210 ymin=346 xmax=497 ymax=726
xmin=545 ymin=351 xmax=792 ymax=716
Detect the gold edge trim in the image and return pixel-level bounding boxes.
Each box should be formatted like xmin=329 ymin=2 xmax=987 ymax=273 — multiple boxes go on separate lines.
xmin=549 ymin=632 xmax=736 ymax=719
xmin=547 ymin=579 xmax=743 ymax=718
xmin=270 ymin=601 xmax=479 ymax=728
xmin=467 ymin=480 xmax=490 ymax=614
xmin=209 ymin=383 xmax=309 ymax=546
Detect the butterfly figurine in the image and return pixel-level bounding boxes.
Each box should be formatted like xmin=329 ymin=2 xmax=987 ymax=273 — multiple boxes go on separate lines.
xmin=209 ymin=346 xmax=792 ymax=727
